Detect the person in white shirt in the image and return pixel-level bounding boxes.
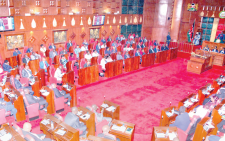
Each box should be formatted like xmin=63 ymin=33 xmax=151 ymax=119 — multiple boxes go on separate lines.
xmin=101 ymin=43 xmax=107 ymax=48
xmin=0 ymin=64 xmax=3 ymax=74
xmin=121 ymin=35 xmax=125 ymax=40
xmin=84 ymin=51 xmax=92 ymax=60
xmin=54 ymin=66 xmax=65 ymax=84
xmin=40 ymin=44 xmax=47 ymax=56
xmin=92 ymin=50 xmax=99 ymax=57
xmin=106 ymin=56 xmax=113 ymax=63
xmin=81 ymin=45 xmax=88 ymax=51
xmin=30 ymin=52 xmax=41 ymax=60
xmin=100 ymin=57 xmax=107 ymax=70
xmin=130 ymin=35 xmax=134 ymax=40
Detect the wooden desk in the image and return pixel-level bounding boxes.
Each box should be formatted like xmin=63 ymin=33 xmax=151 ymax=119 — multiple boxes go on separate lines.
xmin=54 ymin=55 xmax=60 ymax=65
xmin=193 ymin=117 xmax=217 ymax=141
xmin=202 ymin=41 xmax=225 ymax=52
xmin=62 ymin=83 xmax=77 ymax=107
xmin=155 ymin=51 xmax=168 ymax=64
xmin=28 ymin=59 xmax=40 ymax=75
xmin=187 ymin=55 xmax=213 ymax=74
xmin=35 ymin=69 xmax=46 ymax=88
xmin=87 ymin=135 xmax=114 ymax=141
xmin=79 ymin=51 xmax=85 ymax=60
xmin=17 ymin=54 xmax=23 ymax=66
xmin=78 ymin=65 xmax=99 ymax=86
xmin=105 ymin=62 xmax=114 ymax=78
xmin=3 ymin=85 xmax=26 ymax=122
xmin=151 ymin=126 xmax=178 ymax=141
xmin=111 ymin=53 xmax=117 ymax=61
xmin=212 ymin=104 xmax=223 ymax=126
xmin=40 ymin=114 xmax=79 ymax=141
xmin=100 ymin=100 xmax=120 ymax=120
xmin=91 ymin=57 xmax=98 ymax=66
xmin=10 ymin=68 xmax=19 ymax=77
xmin=1 ymin=124 xmax=26 ymax=141
xmin=78 ymin=106 xmax=95 ymax=137
xmin=6 ymin=56 xmax=17 ymax=68
xmin=66 ymin=61 xmax=72 ymax=72
xmin=160 ymin=106 xmax=177 ymax=126
xmin=41 ymin=86 xmax=55 ymax=114
xmin=46 ymin=49 xmax=50 ymax=57
xmin=109 ymin=119 xmax=135 ymax=141
xmin=178 ymin=93 xmax=199 ymax=113
xmin=62 ymin=71 xmax=74 ymax=84
xmin=114 ymin=60 xmax=123 ymax=76
xmin=167 ymin=48 xmax=178 ymax=60
xmin=124 ymin=57 xmax=140 ymax=72
xmin=31 ymin=77 xmax=40 ymax=97
xmin=141 ymin=53 xmax=155 ymax=67
xmin=198 ymin=84 xmax=214 ymax=105
xmin=100 ymin=48 xmax=105 ymax=57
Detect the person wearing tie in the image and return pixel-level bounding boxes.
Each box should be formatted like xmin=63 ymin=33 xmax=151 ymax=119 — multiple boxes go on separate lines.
xmin=49 ymin=43 xmax=56 ymax=50
xmin=141 ymin=43 xmax=146 ymax=49
xmin=26 ymin=47 xmax=33 ymax=53
xmin=60 ymin=49 xmax=67 ymax=55
xmin=116 ymin=35 xmax=121 ymax=41
xmin=74 ymin=45 xmax=81 ymax=59
xmin=107 ymin=36 xmax=112 ymax=42
xmin=101 ymin=37 xmax=106 ymax=44
xmin=212 ymin=46 xmax=219 ymax=53
xmin=49 ymin=49 xmax=58 ymax=63
xmin=39 ymin=57 xmax=49 ymax=72
xmin=166 ymin=32 xmax=171 ymax=46
xmin=13 ymin=48 xmax=22 ymax=56
xmin=30 ymin=52 xmax=41 ymax=60
xmin=112 ymin=41 xmax=118 ymax=47
xmin=60 ymin=55 xmax=68 ymax=69
xmin=135 ymin=49 xmax=142 ymax=63
xmin=82 ymin=40 xmax=89 ymax=46
xmin=22 ymin=65 xmax=35 ymax=84
xmin=22 ymin=54 xmax=31 ymax=64
xmin=92 ymin=50 xmax=99 ymax=57
xmin=124 ymin=52 xmax=130 ymax=59
xmin=149 ymin=46 xmax=154 ymax=54
xmin=143 ymin=37 xmax=148 ymax=43
xmin=220 ymin=48 xmax=225 ymax=54
xmin=161 ymin=45 xmax=166 ymax=51
xmin=96 ymin=43 xmax=101 ymax=54
xmin=105 ymin=47 xmax=111 ymax=56
xmin=2 ymin=60 xmax=13 ymax=72
xmin=137 ymin=42 xmax=141 ymax=49
xmin=154 ymin=46 xmax=160 ymax=53
xmin=14 ymin=74 xmax=34 ymax=95
xmin=203 ymin=45 xmax=210 ymax=51
xmin=154 ymin=40 xmax=158 ymax=47
xmin=67 ymin=40 xmax=73 ymax=51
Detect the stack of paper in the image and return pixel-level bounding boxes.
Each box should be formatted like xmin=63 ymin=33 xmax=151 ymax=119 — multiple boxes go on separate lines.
xmin=80 ymin=113 xmax=90 ymax=120
xmin=55 ymin=129 xmax=66 ymax=136
xmin=202 ymin=90 xmax=210 ymax=95
xmin=41 ymin=119 xmax=50 ymax=125
xmin=168 ymin=132 xmax=177 ymax=140
xmin=190 ymin=98 xmax=198 ymax=102
xmin=184 ymin=101 xmax=193 ymax=108
xmin=166 ymin=112 xmax=173 ymax=117
xmin=101 ymin=103 xmax=109 ymax=108
xmin=106 ymin=106 xmax=116 ymax=112
xmin=77 ymin=111 xmax=82 ymax=116
xmin=62 ymin=84 xmax=68 ymax=89
xmin=111 ymin=125 xmax=126 ymax=132
xmin=155 ymin=132 xmax=165 ymax=138
xmin=0 ymin=130 xmax=6 ymax=136
xmin=0 ymin=133 xmax=12 ymax=141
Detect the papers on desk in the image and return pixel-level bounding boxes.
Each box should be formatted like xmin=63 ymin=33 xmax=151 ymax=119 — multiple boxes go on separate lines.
xmin=203 ymin=121 xmax=215 ymax=132
xmin=55 ymin=129 xmax=66 ymax=136
xmin=218 ymin=105 xmax=225 ymax=116
xmin=0 ymin=129 xmax=12 ymax=141
xmin=166 ymin=108 xmax=175 ymax=117
xmin=125 ymin=127 xmax=133 ymax=134
xmin=101 ymin=103 xmax=109 ymax=108
xmin=111 ymin=124 xmax=126 ymax=132
xmin=190 ymin=97 xmax=198 ymax=103
xmin=40 ymin=90 xmax=49 ymax=96
xmin=106 ymin=106 xmax=116 ymax=112
xmin=41 ymin=119 xmax=50 ymax=125
xmin=77 ymin=111 xmax=83 ymax=116
xmin=168 ymin=132 xmax=177 ymax=140
xmin=184 ymin=100 xmax=193 ymax=108
xmin=156 ymin=133 xmax=166 ymax=138
xmin=207 ymin=85 xmax=214 ymax=91
xmin=80 ymin=113 xmax=90 ymax=120
xmin=202 ymin=90 xmax=210 ymax=95
xmin=155 ymin=132 xmax=177 ymax=140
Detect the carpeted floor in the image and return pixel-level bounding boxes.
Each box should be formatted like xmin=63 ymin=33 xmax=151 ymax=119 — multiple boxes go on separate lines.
xmin=14 ymin=57 xmax=224 ymax=141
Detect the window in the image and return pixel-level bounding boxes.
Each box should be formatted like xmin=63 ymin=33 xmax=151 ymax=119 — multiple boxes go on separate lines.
xmin=120 ymin=24 xmax=142 ymax=38
xmin=201 ymin=17 xmax=214 ymax=43
xmin=122 ymin=0 xmax=144 ymax=14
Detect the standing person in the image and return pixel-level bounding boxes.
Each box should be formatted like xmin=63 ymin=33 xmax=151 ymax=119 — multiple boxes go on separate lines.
xmin=166 ymin=32 xmax=171 ymax=46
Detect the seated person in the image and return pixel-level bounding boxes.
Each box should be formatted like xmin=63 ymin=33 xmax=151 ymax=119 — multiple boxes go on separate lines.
xmin=121 ymin=35 xmax=125 ymax=40
xmin=92 ymin=104 xmax=112 ymax=125
xmin=161 ymin=45 xmax=166 ymax=51
xmin=0 ymin=97 xmax=17 ymax=121
xmin=130 ymin=39 xmax=135 ymax=44
xmin=154 ymin=40 xmax=158 ymax=46
xmin=124 ymin=52 xmax=130 ymax=59
xmin=117 ymin=52 xmax=123 ymax=60
xmin=101 ymin=43 xmax=107 ymax=49
xmin=14 ymin=74 xmax=34 ymax=95
xmin=51 ymin=83 xmax=71 ymax=106
xmin=169 ymin=106 xmax=191 ymax=131
xmin=49 ymin=49 xmax=58 ymax=63
xmin=24 ymin=88 xmax=48 ymax=112
xmin=60 ymin=49 xmax=67 ymax=55
xmin=74 ymin=45 xmax=81 ymax=59
xmin=22 ymin=122 xmax=51 ymax=141
xmin=111 ymin=47 xmax=117 ymax=54
xmin=30 ymin=52 xmax=41 ymax=60
xmin=137 ymin=43 xmax=141 ymax=49
xmin=165 ymin=43 xmax=169 ymax=50
xmin=141 ymin=49 xmax=146 ymax=56
xmin=118 ymin=41 xmax=122 ymax=46
xmin=105 ymin=47 xmax=111 ymax=56
xmin=81 ymin=45 xmax=88 ymax=51
xmin=126 ymin=39 xmax=130 ymax=45
xmin=39 ymin=57 xmax=49 ymax=73
xmin=112 ymin=41 xmax=117 ymax=47
xmin=98 ymin=125 xmax=119 ymax=141
xmin=54 ymin=66 xmax=65 ymax=83
xmin=149 ymin=46 xmax=155 ymax=53
xmin=69 ymin=53 xmax=76 ymax=61
xmin=135 ymin=34 xmax=139 ymax=38
xmin=84 ymin=51 xmax=92 ymax=60
xmin=212 ymin=46 xmax=219 ymax=53
xmin=100 ymin=57 xmax=107 ymax=71
xmin=135 ymin=49 xmax=142 ymax=63
xmin=143 ymin=37 xmax=148 ymax=43
xmin=40 ymin=44 xmax=47 ymax=57
xmin=116 ymin=35 xmax=121 ymax=41
xmin=101 ymin=37 xmax=106 ymax=44
xmin=49 ymin=43 xmax=56 ymax=50
xmin=220 ymin=48 xmax=225 ymax=54
xmin=154 ymin=46 xmax=160 ymax=53
xmin=106 ymin=56 xmax=113 ymax=63
xmin=2 ymin=60 xmax=13 ymax=72
xmin=206 ymin=135 xmax=225 ymax=141
xmin=64 ymin=107 xmax=87 ymax=136
xmin=217 ymin=119 xmax=225 ymax=133
xmin=67 ymin=40 xmax=73 ymax=51
xmin=22 ymin=54 xmax=31 ymax=64
xmin=203 ymin=45 xmax=210 ymax=51
xmin=139 ymin=37 xmax=143 ymax=42
xmin=60 ymin=55 xmax=68 ymax=69
xmin=141 ymin=43 xmax=146 ymax=48
xmin=92 ymin=50 xmax=99 ymax=57
xmin=130 ymin=34 xmax=134 ymax=40
xmin=108 ymin=36 xmax=112 ymax=42
xmin=13 ymin=48 xmax=22 ymax=56
xmin=22 ymin=65 xmax=35 ymax=83
xmin=26 ymin=47 xmax=33 ymax=53
xmin=96 ymin=43 xmax=101 ymax=54
xmin=84 ymin=60 xmax=91 ymax=68
xmin=82 ymin=40 xmax=89 ymax=46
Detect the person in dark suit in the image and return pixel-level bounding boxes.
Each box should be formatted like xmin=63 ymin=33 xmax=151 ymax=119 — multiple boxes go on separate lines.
xmin=96 ymin=43 xmax=101 ymax=54
xmin=149 ymin=46 xmax=154 ymax=54
xmin=60 ymin=55 xmax=68 ymax=69
xmin=2 ymin=60 xmax=13 ymax=72
xmin=64 ymin=107 xmax=87 ymax=136
xmin=101 ymin=37 xmax=106 ymax=44
xmin=139 ymin=37 xmax=143 ymax=43
xmin=166 ymin=32 xmax=171 ymax=46
xmin=111 ymin=47 xmax=117 ymax=54
xmin=21 ymin=122 xmax=51 ymax=141
xmin=116 ymin=35 xmax=121 ymax=41
xmin=141 ymin=43 xmax=146 ymax=49
xmin=0 ymin=98 xmax=17 ymax=121
xmin=13 ymin=48 xmax=22 ymax=56
xmin=124 ymin=52 xmax=130 ymax=59
xmin=154 ymin=40 xmax=158 ymax=46
xmin=135 ymin=49 xmax=142 ymax=63
xmin=203 ymin=45 xmax=210 ymax=51
xmin=220 ymin=48 xmax=225 ymax=54
xmin=98 ymin=125 xmax=119 ymax=141
xmin=49 ymin=43 xmax=56 ymax=50
xmin=170 ymin=106 xmax=191 ymax=131
xmin=83 ymin=60 xmax=91 ymax=68
xmin=22 ymin=54 xmax=31 ymax=64
xmin=141 ymin=49 xmax=146 ymax=56
xmin=107 ymin=36 xmax=112 ymax=42
xmin=26 ymin=47 xmax=33 ymax=53
xmin=161 ymin=45 xmax=166 ymax=51
xmin=105 ymin=47 xmax=111 ymax=56
xmin=165 ymin=43 xmax=169 ymax=50
xmin=60 ymin=49 xmax=67 ymax=55
xmin=24 ymin=88 xmax=48 ymax=111
xmin=136 ymin=43 xmax=141 ymax=49
xmin=154 ymin=46 xmax=160 ymax=53
xmin=14 ymin=74 xmax=34 ymax=94
xmin=67 ymin=40 xmax=73 ymax=51
xmin=51 ymin=83 xmax=71 ymax=106
xmin=217 ymin=120 xmax=225 ymax=133
xmin=212 ymin=46 xmax=219 ymax=53
xmin=22 ymin=65 xmax=35 ymax=83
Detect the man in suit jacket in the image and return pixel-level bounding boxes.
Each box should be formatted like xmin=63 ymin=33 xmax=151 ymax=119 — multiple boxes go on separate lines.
xmin=67 ymin=40 xmax=73 ymax=51
xmin=39 ymin=57 xmax=49 ymax=72
xmin=74 ymin=45 xmax=81 ymax=59
xmin=149 ymin=46 xmax=154 ymax=54
xmin=212 ymin=46 xmax=219 ymax=53
xmin=24 ymin=88 xmax=48 ymax=111
xmin=96 ymin=43 xmax=101 ymax=54
xmin=22 ymin=54 xmax=31 ymax=64
xmin=217 ymin=120 xmax=225 ymax=133
xmin=49 ymin=43 xmax=56 ymax=50
xmin=170 ymin=106 xmax=191 ymax=131
xmin=0 ymin=98 xmax=17 ymax=121
xmin=26 ymin=47 xmax=33 ymax=53
xmin=124 ymin=52 xmax=130 ymax=59
xmin=117 ymin=52 xmax=123 ymax=60
xmin=161 ymin=45 xmax=166 ymax=51
xmin=101 ymin=37 xmax=106 ymax=44
xmin=60 ymin=49 xmax=67 ymax=55
xmin=22 ymin=122 xmax=51 ymax=141
xmin=98 ymin=125 xmax=119 ymax=141
xmin=107 ymin=36 xmax=112 ymax=42
xmin=112 ymin=41 xmax=118 ymax=47
xmin=83 ymin=60 xmax=91 ymax=68
xmin=116 ymin=35 xmax=121 ymax=41
xmin=14 ymin=74 xmax=34 ymax=95
xmin=64 ymin=107 xmax=87 ymax=136
xmin=13 ymin=48 xmax=22 ymax=56
xmin=105 ymin=47 xmax=111 ymax=56
xmin=60 ymin=55 xmax=68 ymax=69
xmin=165 ymin=43 xmax=169 ymax=50
xmin=52 ymin=83 xmax=71 ymax=106
xmin=82 ymin=40 xmax=89 ymax=46
xmin=141 ymin=43 xmax=146 ymax=49
xmin=30 ymin=52 xmax=41 ymax=60
xmin=49 ymin=49 xmax=58 ymax=63
xmin=166 ymin=32 xmax=171 ymax=46
xmin=220 ymin=48 xmax=225 ymax=54
xmin=135 ymin=49 xmax=142 ymax=63
xmin=203 ymin=45 xmax=210 ymax=51
xmin=92 ymin=104 xmax=112 ymax=125
xmin=2 ymin=60 xmax=13 ymax=72
xmin=137 ymin=43 xmax=141 ymax=49
xmin=111 ymin=47 xmax=117 ymax=54
xmin=154 ymin=46 xmax=160 ymax=53
xmin=22 ymin=65 xmax=35 ymax=83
